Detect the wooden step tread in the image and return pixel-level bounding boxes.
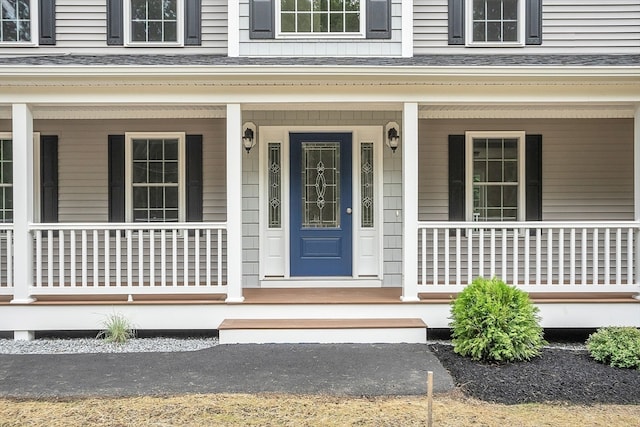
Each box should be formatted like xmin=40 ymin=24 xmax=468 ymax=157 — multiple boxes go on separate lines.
xmin=219 ymin=318 xmax=427 ymax=330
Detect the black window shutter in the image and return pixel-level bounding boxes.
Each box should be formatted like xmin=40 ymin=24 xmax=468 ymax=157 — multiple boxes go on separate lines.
xmin=107 ymin=0 xmax=124 ymax=46
xmin=185 ymin=0 xmax=201 ymax=45
xmin=249 ymin=0 xmax=274 ymax=39
xmin=186 ymin=135 xmax=203 ymax=222
xmin=366 ymin=0 xmax=391 ymax=39
xmin=40 ymin=136 xmax=58 ymax=222
xmin=525 ymin=135 xmax=542 ymax=221
xmin=525 ymin=0 xmax=542 ymax=45
xmin=448 ymin=135 xmax=465 ymax=221
xmin=38 ymin=0 xmax=56 ymax=45
xmin=448 ymin=0 xmax=464 ymax=45
xmin=108 ymin=135 xmax=126 ymax=222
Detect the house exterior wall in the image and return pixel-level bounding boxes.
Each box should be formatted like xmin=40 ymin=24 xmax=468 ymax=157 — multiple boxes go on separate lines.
xmin=414 ymin=0 xmax=640 ymax=55
xmin=0 ymin=119 xmax=227 ymax=223
xmin=241 ymin=110 xmax=403 ymax=287
xmin=238 ymin=0 xmax=403 ymax=56
xmin=3 ymin=0 xmax=228 ymax=55
xmin=418 ymin=118 xmax=635 ymax=221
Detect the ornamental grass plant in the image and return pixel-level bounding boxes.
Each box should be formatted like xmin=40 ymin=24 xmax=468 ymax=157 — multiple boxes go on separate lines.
xmin=449 ymin=277 xmax=546 ymax=362
xmin=96 ymin=313 xmax=136 ymax=344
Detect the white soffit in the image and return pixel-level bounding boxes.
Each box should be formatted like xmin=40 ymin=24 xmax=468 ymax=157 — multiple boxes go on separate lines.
xmin=419 ymin=104 xmax=637 ymax=119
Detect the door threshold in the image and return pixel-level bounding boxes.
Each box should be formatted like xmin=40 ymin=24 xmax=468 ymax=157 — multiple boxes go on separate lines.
xmin=260 ymin=278 xmax=382 ymax=288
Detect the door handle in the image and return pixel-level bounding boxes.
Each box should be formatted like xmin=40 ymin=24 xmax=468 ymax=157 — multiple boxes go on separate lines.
xmin=346 ymin=208 xmax=352 ymax=215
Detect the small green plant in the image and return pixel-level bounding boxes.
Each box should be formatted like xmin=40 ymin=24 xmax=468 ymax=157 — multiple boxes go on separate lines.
xmin=97 ymin=313 xmax=135 ymax=344
xmin=449 ymin=277 xmax=546 ymax=362
xmin=587 ymin=327 xmax=640 ymax=370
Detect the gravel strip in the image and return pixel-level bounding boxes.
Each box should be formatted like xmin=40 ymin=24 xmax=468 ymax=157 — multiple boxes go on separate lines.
xmin=0 ymin=337 xmax=218 ymax=354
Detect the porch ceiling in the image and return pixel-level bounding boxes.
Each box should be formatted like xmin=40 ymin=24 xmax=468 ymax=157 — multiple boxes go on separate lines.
xmin=419 ymin=103 xmax=637 ymax=119
xmin=0 ymin=104 xmax=227 ymax=120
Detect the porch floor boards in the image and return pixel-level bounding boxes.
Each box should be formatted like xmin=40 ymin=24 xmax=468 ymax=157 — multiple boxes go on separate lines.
xmin=1 ymin=287 xmax=637 ymax=305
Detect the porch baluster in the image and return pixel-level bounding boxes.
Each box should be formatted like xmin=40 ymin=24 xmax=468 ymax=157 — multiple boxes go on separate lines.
xmin=206 ymin=229 xmax=211 ymax=287
xmin=195 ymin=228 xmax=200 ymax=286
xmin=581 ymin=228 xmax=588 ymax=285
xmin=433 ymin=229 xmax=438 ymax=285
xmin=547 ymin=229 xmax=553 ymax=286
xmin=104 ymin=230 xmax=109 ymax=286
xmin=81 ymin=230 xmax=88 ymax=287
xmin=183 ymin=229 xmax=189 ymax=286
xmin=71 ymin=230 xmax=77 ymax=287
xmin=593 ymin=229 xmax=599 ymax=285
xmin=48 ymin=230 xmax=53 ymax=287
xmin=490 ymin=228 xmax=496 ymax=278
xmin=421 ymin=228 xmax=426 ymax=285
xmin=59 ymin=230 xmax=65 ymax=287
xmin=558 ymin=229 xmax=564 ymax=285
xmin=217 ymin=229 xmax=222 ymax=286
xmin=149 ymin=229 xmax=155 ymax=287
xmin=569 ymin=228 xmax=576 ymax=286
xmin=92 ymin=229 xmax=99 ymax=286
xmin=35 ymin=230 xmax=42 ymax=288
xmin=513 ymin=229 xmax=518 ymax=286
xmin=604 ymin=228 xmax=610 ymax=285
xmin=161 ymin=229 xmax=167 ymax=287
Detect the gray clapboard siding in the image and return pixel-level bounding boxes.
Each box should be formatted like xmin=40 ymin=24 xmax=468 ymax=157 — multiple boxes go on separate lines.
xmin=239 ymin=0 xmax=402 ymax=56
xmin=418 ymin=118 xmax=634 ymax=222
xmin=3 ymin=0 xmax=227 ymax=54
xmin=33 ymin=118 xmax=227 ymax=223
xmin=414 ymin=0 xmax=640 ymax=54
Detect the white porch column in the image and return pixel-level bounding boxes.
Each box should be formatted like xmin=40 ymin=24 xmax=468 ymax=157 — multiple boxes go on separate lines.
xmin=11 ymin=104 xmax=35 ymax=309
xmin=401 ymin=103 xmax=420 ymax=302
xmin=635 ymin=105 xmax=640 ymax=296
xmin=226 ymin=104 xmax=244 ymax=302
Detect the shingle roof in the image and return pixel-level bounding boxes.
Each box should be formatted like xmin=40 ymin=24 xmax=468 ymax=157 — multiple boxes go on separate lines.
xmin=0 ymin=54 xmax=637 ymax=67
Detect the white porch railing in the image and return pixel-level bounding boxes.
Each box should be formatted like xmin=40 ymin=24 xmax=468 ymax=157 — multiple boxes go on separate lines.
xmin=417 ymin=221 xmax=640 ymax=294
xmin=29 ymin=223 xmax=227 ymax=296
xmin=0 ymin=225 xmax=12 ymax=295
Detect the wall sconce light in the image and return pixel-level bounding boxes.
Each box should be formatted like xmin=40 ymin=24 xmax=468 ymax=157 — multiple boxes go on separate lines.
xmin=385 ymin=121 xmax=400 ymax=153
xmin=242 ymin=122 xmax=256 ymax=153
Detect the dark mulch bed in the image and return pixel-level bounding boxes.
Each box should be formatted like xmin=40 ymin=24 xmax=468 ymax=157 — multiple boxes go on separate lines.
xmin=430 ymin=344 xmax=640 ymax=405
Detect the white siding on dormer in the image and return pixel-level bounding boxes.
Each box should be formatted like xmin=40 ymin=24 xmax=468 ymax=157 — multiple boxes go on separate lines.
xmin=414 ymin=0 xmax=640 ymax=55
xmin=0 ymin=0 xmax=227 ymax=55
xmin=239 ymin=0 xmax=402 ymax=57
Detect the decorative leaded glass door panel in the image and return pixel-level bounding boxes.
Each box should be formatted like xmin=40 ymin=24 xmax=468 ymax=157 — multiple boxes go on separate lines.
xmin=290 ymin=133 xmax=352 ymax=276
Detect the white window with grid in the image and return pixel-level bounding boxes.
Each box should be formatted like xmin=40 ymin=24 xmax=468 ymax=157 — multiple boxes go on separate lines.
xmin=1 ymin=0 xmax=36 ymax=44
xmin=466 ymin=0 xmax=525 ymax=46
xmin=466 ymin=131 xmax=525 ymax=222
xmin=278 ymin=0 xmax=364 ymax=37
xmin=126 ymin=133 xmax=185 ymax=222
xmin=125 ymin=0 xmax=182 ymax=45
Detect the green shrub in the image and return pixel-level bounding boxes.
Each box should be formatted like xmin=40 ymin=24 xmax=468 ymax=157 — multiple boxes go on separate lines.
xmin=97 ymin=313 xmax=135 ymax=344
xmin=449 ymin=277 xmax=546 ymax=362
xmin=587 ymin=327 xmax=640 ymax=370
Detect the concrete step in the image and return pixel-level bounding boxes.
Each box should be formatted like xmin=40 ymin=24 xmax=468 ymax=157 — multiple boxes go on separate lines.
xmin=218 ymin=318 xmax=428 ymax=344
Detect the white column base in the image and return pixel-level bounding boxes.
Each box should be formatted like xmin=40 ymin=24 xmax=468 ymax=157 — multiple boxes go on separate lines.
xmin=10 ymin=297 xmax=36 ymax=304
xmin=400 ymin=296 xmax=421 ymax=302
xmin=225 ymin=296 xmax=245 ymax=303
xmin=14 ymin=330 xmax=35 ymax=341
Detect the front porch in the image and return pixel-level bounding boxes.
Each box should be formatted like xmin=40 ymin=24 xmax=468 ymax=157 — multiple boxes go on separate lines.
xmin=1 ymin=77 xmax=640 ymax=338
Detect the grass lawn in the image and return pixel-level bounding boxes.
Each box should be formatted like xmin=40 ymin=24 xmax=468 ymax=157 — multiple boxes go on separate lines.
xmin=1 ymin=393 xmax=639 ymax=426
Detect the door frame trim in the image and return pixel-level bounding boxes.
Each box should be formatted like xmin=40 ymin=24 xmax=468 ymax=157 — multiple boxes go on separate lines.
xmin=258 ymin=126 xmax=384 ymax=284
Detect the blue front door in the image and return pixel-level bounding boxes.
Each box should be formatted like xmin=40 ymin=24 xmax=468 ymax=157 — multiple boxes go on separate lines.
xmin=290 ymin=133 xmax=352 ymax=276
